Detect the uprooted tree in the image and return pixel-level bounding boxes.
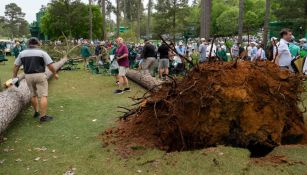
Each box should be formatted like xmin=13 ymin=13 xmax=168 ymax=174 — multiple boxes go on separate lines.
xmin=103 ymin=61 xmax=307 ymax=157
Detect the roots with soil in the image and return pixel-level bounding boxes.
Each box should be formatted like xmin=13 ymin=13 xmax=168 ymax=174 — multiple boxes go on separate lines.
xmin=102 ymin=61 xmax=307 ymax=157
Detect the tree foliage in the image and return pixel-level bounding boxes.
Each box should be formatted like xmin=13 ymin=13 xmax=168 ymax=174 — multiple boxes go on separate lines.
xmin=1 ymin=3 xmax=29 ymax=38
xmin=40 ymin=0 xmax=102 ymax=40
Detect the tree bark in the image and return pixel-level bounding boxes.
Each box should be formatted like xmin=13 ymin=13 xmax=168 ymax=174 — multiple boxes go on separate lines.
xmin=101 ymin=0 xmax=106 ymax=40
xmin=116 ymin=0 xmax=121 ymax=37
xmin=137 ymin=0 xmax=142 ymax=41
xmin=262 ymin=0 xmax=270 ymax=48
xmin=147 ymin=0 xmax=152 ymax=39
xmin=126 ymin=70 xmax=162 ymax=91
xmin=89 ymin=0 xmax=93 ymax=41
xmin=0 ymin=58 xmax=67 ymax=134
xmin=200 ymin=0 xmax=211 ymax=39
xmin=238 ymin=0 xmax=244 ymax=43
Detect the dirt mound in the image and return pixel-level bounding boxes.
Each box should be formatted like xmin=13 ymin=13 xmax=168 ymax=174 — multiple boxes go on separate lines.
xmin=102 ymin=61 xmax=307 ymax=157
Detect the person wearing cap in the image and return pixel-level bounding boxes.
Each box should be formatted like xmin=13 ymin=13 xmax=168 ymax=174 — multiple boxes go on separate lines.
xmin=288 ymin=36 xmax=300 ymax=59
xmin=199 ymin=38 xmax=207 ymax=63
xmin=299 ymin=38 xmax=306 ymax=49
xmin=12 ymin=37 xmax=59 ymax=123
xmin=12 ymin=41 xmax=22 ymax=58
xmin=80 ymin=40 xmax=91 ymax=69
xmin=140 ymin=39 xmax=156 ymax=76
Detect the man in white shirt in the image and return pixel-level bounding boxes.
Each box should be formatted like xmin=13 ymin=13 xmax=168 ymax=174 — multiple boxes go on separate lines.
xmin=199 ymin=38 xmax=207 ymax=63
xmin=276 ymin=28 xmax=293 ymax=71
xmin=250 ymin=42 xmax=258 ymax=61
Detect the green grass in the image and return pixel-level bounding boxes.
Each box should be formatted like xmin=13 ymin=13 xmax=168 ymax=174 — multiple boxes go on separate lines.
xmin=0 ymin=57 xmax=307 ymax=175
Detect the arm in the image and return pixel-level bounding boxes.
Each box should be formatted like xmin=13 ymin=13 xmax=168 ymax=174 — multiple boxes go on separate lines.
xmin=43 ymin=52 xmax=59 ymax=80
xmin=13 ymin=54 xmax=22 ymax=78
xmin=13 ymin=64 xmax=20 ymax=78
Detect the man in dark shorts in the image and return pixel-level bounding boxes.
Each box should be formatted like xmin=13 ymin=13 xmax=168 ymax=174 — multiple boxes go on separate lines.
xmin=158 ymin=42 xmax=170 ymax=80
xmin=13 ymin=38 xmax=59 ymax=123
xmin=140 ymin=39 xmax=156 ymax=76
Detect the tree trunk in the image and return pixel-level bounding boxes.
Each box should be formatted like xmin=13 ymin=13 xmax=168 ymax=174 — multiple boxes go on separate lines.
xmin=200 ymin=0 xmax=211 ymax=39
xmin=146 ymin=0 xmax=152 ymax=39
xmin=137 ymin=0 xmax=142 ymax=41
xmin=126 ymin=70 xmax=162 ymax=91
xmin=172 ymin=0 xmax=176 ymax=41
xmin=89 ymin=0 xmax=93 ymax=41
xmin=0 ymin=58 xmax=67 ymax=134
xmin=101 ymin=0 xmax=106 ymax=40
xmin=116 ymin=0 xmax=120 ymax=37
xmin=238 ymin=0 xmax=244 ymax=43
xmin=262 ymin=0 xmax=270 ymax=48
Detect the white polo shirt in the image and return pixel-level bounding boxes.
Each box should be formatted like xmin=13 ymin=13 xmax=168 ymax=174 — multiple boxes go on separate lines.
xmin=277 ymin=39 xmax=292 ymax=67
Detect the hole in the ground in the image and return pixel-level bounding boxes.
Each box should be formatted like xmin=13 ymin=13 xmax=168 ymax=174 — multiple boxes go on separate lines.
xmin=247 ymin=143 xmax=274 ymax=158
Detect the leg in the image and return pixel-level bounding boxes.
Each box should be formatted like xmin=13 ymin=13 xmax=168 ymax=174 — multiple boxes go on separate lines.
xmin=123 ymin=76 xmax=129 ymax=88
xmin=40 ymin=96 xmax=48 ymax=117
xmin=31 ymin=96 xmax=39 ymax=112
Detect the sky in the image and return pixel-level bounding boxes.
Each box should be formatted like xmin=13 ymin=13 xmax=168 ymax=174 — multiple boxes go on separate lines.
xmin=0 ymin=0 xmax=149 ymax=23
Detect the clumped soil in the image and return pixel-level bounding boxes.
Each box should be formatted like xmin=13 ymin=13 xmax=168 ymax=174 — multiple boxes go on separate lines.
xmin=102 ymin=61 xmax=307 ymax=157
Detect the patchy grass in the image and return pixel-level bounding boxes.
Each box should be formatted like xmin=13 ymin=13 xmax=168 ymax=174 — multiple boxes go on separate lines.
xmin=0 ymin=57 xmax=307 ymax=175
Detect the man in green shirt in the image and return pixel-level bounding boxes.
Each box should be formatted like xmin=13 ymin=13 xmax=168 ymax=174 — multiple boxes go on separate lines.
xmin=289 ymin=37 xmax=300 ymax=58
xmin=80 ymin=40 xmax=91 ymax=69
xmin=12 ymin=42 xmax=22 ymax=58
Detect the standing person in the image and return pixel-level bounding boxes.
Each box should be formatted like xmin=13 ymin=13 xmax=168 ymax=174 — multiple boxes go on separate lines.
xmin=206 ymin=39 xmax=216 ymax=59
xmin=80 ymin=40 xmax=91 ymax=69
xmin=289 ymin=36 xmax=300 ymax=59
xmin=256 ymin=43 xmax=266 ymax=60
xmin=140 ymin=39 xmax=156 ymax=76
xmin=12 ymin=38 xmax=58 ymax=123
xmin=231 ymin=42 xmax=240 ymax=58
xmin=276 ymin=28 xmax=293 ymax=71
xmin=114 ymin=37 xmax=130 ymax=94
xmin=199 ymin=38 xmax=207 ymax=63
xmin=158 ymin=42 xmax=170 ymax=80
xmin=12 ymin=42 xmax=22 ymax=58
xmin=267 ymin=37 xmax=278 ymax=61
xmin=176 ymin=42 xmax=186 ymax=56
xmin=250 ymin=42 xmax=258 ymax=61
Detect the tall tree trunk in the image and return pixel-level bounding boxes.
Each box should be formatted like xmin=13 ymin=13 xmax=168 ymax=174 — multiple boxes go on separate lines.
xmin=137 ymin=0 xmax=142 ymax=41
xmin=116 ymin=0 xmax=120 ymax=37
xmin=238 ymin=0 xmax=244 ymax=43
xmin=101 ymin=0 xmax=106 ymax=40
xmin=89 ymin=0 xmax=93 ymax=41
xmin=200 ymin=0 xmax=211 ymax=39
xmin=146 ymin=0 xmax=152 ymax=39
xmin=262 ymin=0 xmax=270 ymax=48
xmin=172 ymin=0 xmax=177 ymax=41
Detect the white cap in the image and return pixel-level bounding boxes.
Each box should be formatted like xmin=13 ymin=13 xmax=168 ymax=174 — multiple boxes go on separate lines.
xmin=201 ymin=38 xmax=206 ymax=41
xmin=299 ymin=38 xmax=307 ymax=42
xmin=271 ymin=37 xmax=278 ymax=41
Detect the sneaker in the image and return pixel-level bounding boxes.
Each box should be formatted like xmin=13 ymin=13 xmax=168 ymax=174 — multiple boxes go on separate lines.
xmin=123 ymin=87 xmax=131 ymax=92
xmin=33 ymin=112 xmax=40 ymax=118
xmin=40 ymin=115 xmax=53 ymax=123
xmin=114 ymin=89 xmax=124 ymax=94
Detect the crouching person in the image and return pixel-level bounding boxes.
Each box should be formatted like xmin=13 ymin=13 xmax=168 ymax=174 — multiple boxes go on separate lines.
xmin=12 ymin=37 xmax=59 ymax=123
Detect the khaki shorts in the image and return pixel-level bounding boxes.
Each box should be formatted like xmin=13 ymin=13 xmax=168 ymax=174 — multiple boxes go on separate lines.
xmin=118 ymin=66 xmax=128 ymax=76
xmin=25 ymin=73 xmax=48 ymax=97
xmin=159 ymin=58 xmax=170 ymax=69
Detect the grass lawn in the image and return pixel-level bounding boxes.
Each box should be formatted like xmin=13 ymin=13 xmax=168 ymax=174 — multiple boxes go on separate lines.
xmin=1 ymin=56 xmax=307 ymax=175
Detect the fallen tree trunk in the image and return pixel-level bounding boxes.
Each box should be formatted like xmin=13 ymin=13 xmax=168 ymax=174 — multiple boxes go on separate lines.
xmin=0 ymin=58 xmax=67 ymax=133
xmin=126 ymin=69 xmax=162 ymax=91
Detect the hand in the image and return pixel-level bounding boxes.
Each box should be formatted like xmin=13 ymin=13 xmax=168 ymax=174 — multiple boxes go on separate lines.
xmin=54 ymin=73 xmax=59 ymax=80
